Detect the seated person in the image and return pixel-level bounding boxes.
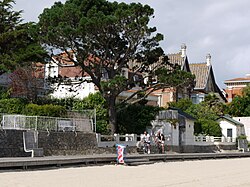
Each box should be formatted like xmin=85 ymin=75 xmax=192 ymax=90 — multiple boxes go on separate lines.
xmin=155 ymin=131 xmax=165 ymax=153
xmin=141 ymin=131 xmax=151 ymax=154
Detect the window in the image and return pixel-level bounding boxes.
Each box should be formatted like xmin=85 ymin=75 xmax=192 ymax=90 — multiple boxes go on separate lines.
xmin=227 ymin=129 xmax=233 ymax=137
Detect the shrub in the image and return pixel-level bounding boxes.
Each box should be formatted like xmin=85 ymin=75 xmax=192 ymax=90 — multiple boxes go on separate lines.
xmin=0 ymin=98 xmax=27 ymax=114
xmin=117 ymin=104 xmax=161 ymax=134
xmin=195 ymin=119 xmax=222 ymax=137
xmin=23 ymin=104 xmax=66 ymax=117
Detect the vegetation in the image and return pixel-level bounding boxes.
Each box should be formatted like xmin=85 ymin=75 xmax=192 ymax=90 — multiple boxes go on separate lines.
xmin=22 ymin=103 xmax=66 ymax=117
xmin=0 ymin=98 xmax=27 ymax=114
xmin=117 ymin=104 xmax=161 ymax=134
xmin=37 ymin=0 xmax=194 ymax=133
xmin=72 ymin=93 xmax=109 ymax=134
xmin=170 ymin=93 xmax=224 ymax=136
xmin=0 ymin=0 xmax=46 ymax=75
xmin=226 ymin=85 xmax=250 ymax=116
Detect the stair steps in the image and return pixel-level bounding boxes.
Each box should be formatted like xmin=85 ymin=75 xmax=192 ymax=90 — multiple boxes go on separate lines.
xmin=125 ymin=158 xmax=155 ymax=166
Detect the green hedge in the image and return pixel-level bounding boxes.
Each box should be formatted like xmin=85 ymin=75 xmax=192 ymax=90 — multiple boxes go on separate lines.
xmin=23 ymin=104 xmax=66 ymax=117
xmin=0 ymin=98 xmax=27 ymax=114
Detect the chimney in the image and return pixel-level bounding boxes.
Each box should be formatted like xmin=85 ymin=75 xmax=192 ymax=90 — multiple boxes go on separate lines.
xmin=206 ymin=53 xmax=211 ymax=66
xmin=181 ymin=43 xmax=187 ymax=58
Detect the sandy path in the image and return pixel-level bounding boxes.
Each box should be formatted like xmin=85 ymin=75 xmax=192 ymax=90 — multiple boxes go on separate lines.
xmin=1 ymin=158 xmax=250 ymax=187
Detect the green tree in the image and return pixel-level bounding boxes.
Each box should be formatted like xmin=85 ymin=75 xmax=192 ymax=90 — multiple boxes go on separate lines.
xmin=0 ymin=0 xmax=46 ymax=75
xmin=73 ymin=93 xmax=109 ymax=134
xmin=117 ymin=104 xmax=161 ymax=134
xmin=169 ymin=98 xmax=193 ymax=111
xmin=195 ymin=119 xmax=222 ymax=137
xmin=37 ymin=0 xmax=194 ymax=133
xmin=170 ymin=94 xmax=224 ymax=136
xmin=226 ymin=85 xmax=250 ymax=116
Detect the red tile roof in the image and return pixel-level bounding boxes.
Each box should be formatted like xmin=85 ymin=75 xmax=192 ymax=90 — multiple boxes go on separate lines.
xmin=225 ymin=77 xmax=250 ymax=83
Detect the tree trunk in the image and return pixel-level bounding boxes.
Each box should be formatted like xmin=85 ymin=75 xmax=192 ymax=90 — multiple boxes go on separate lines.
xmin=108 ymin=96 xmax=117 ymax=134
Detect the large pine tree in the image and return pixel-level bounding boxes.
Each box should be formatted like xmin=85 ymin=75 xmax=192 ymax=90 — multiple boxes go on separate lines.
xmin=0 ymin=0 xmax=46 ymax=75
xmin=37 ymin=0 xmax=194 ymax=133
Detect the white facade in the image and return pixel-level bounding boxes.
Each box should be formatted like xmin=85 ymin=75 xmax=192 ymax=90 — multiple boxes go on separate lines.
xmin=45 ymin=62 xmax=59 ymax=78
xmin=151 ymin=120 xmax=179 ymax=146
xmin=50 ymin=80 xmax=96 ymax=99
xmin=44 ymin=60 xmax=96 ymax=99
xmin=218 ymin=118 xmax=245 ymax=139
xmin=219 ymin=120 xmax=237 ymax=139
xmin=233 ymin=117 xmax=250 ymax=141
xmin=151 ymin=110 xmax=195 ymax=146
xmin=181 ymin=119 xmax=195 ymax=145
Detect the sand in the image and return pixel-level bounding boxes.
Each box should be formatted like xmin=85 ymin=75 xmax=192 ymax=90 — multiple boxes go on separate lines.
xmin=1 ymin=158 xmax=250 ymax=187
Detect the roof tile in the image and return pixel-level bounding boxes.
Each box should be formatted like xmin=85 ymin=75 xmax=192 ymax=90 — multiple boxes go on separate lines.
xmin=189 ymin=63 xmax=210 ymax=89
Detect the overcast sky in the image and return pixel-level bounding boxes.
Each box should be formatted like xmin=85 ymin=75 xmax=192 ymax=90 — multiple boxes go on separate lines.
xmin=14 ymin=0 xmax=250 ymax=88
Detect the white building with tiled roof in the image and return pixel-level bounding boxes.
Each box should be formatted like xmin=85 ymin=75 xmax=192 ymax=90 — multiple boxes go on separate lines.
xmin=189 ymin=54 xmax=226 ymax=104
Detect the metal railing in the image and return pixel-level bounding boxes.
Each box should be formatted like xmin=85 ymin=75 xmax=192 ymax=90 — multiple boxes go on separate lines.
xmin=1 ymin=114 xmax=93 ymax=132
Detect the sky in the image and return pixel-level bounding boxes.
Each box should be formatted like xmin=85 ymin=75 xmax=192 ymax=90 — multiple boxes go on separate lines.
xmin=14 ymin=0 xmax=250 ymax=88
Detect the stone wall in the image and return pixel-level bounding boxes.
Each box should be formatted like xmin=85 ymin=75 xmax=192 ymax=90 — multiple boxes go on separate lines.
xmin=38 ymin=131 xmax=97 ymax=156
xmin=0 ymin=130 xmax=29 ymax=157
xmin=0 ymin=130 xmax=139 ymax=157
xmin=0 ymin=130 xmax=238 ymax=157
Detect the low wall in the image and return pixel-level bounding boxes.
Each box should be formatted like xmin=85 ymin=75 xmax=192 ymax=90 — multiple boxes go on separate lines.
xmin=181 ymin=144 xmax=237 ymax=153
xmin=38 ymin=131 xmax=97 ymax=156
xmin=0 ymin=130 xmax=29 ymax=157
xmin=0 ymin=130 xmax=138 ymax=157
xmin=0 ymin=130 xmax=239 ymax=157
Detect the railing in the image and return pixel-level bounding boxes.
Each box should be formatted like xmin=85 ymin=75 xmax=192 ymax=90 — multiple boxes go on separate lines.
xmin=1 ymin=114 xmax=93 ymax=132
xmin=194 ymin=135 xmax=236 ymax=145
xmin=96 ymin=133 xmax=172 ymax=148
xmin=96 ymin=134 xmax=138 ymax=147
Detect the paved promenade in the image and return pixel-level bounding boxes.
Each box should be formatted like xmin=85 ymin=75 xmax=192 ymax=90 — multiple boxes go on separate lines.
xmin=1 ymin=152 xmax=250 ymax=169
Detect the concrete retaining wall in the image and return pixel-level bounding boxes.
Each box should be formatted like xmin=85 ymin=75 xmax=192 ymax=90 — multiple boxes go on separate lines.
xmin=181 ymin=144 xmax=237 ymax=153
xmin=0 ymin=130 xmax=238 ymax=157
xmin=0 ymin=130 xmax=138 ymax=157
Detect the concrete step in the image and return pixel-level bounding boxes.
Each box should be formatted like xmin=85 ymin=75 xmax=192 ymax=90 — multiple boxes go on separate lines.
xmin=126 ymin=158 xmax=149 ymax=163
xmin=125 ymin=158 xmax=154 ymax=166
xmin=126 ymin=161 xmax=155 ymax=166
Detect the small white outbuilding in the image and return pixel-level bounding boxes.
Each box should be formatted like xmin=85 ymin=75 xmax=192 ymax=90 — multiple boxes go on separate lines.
xmin=218 ymin=115 xmax=245 ymax=140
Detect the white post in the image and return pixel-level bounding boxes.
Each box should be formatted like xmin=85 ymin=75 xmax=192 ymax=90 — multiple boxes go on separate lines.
xmin=94 ymin=109 xmax=96 ymax=132
xmin=114 ymin=134 xmax=119 ymax=144
xmin=125 ymin=134 xmax=129 ymax=141
xmin=14 ymin=116 xmax=16 ymax=129
xmin=200 ymin=135 xmax=203 ymax=142
xmin=96 ymin=133 xmax=101 ymax=143
xmin=36 ymin=116 xmax=38 ymax=131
